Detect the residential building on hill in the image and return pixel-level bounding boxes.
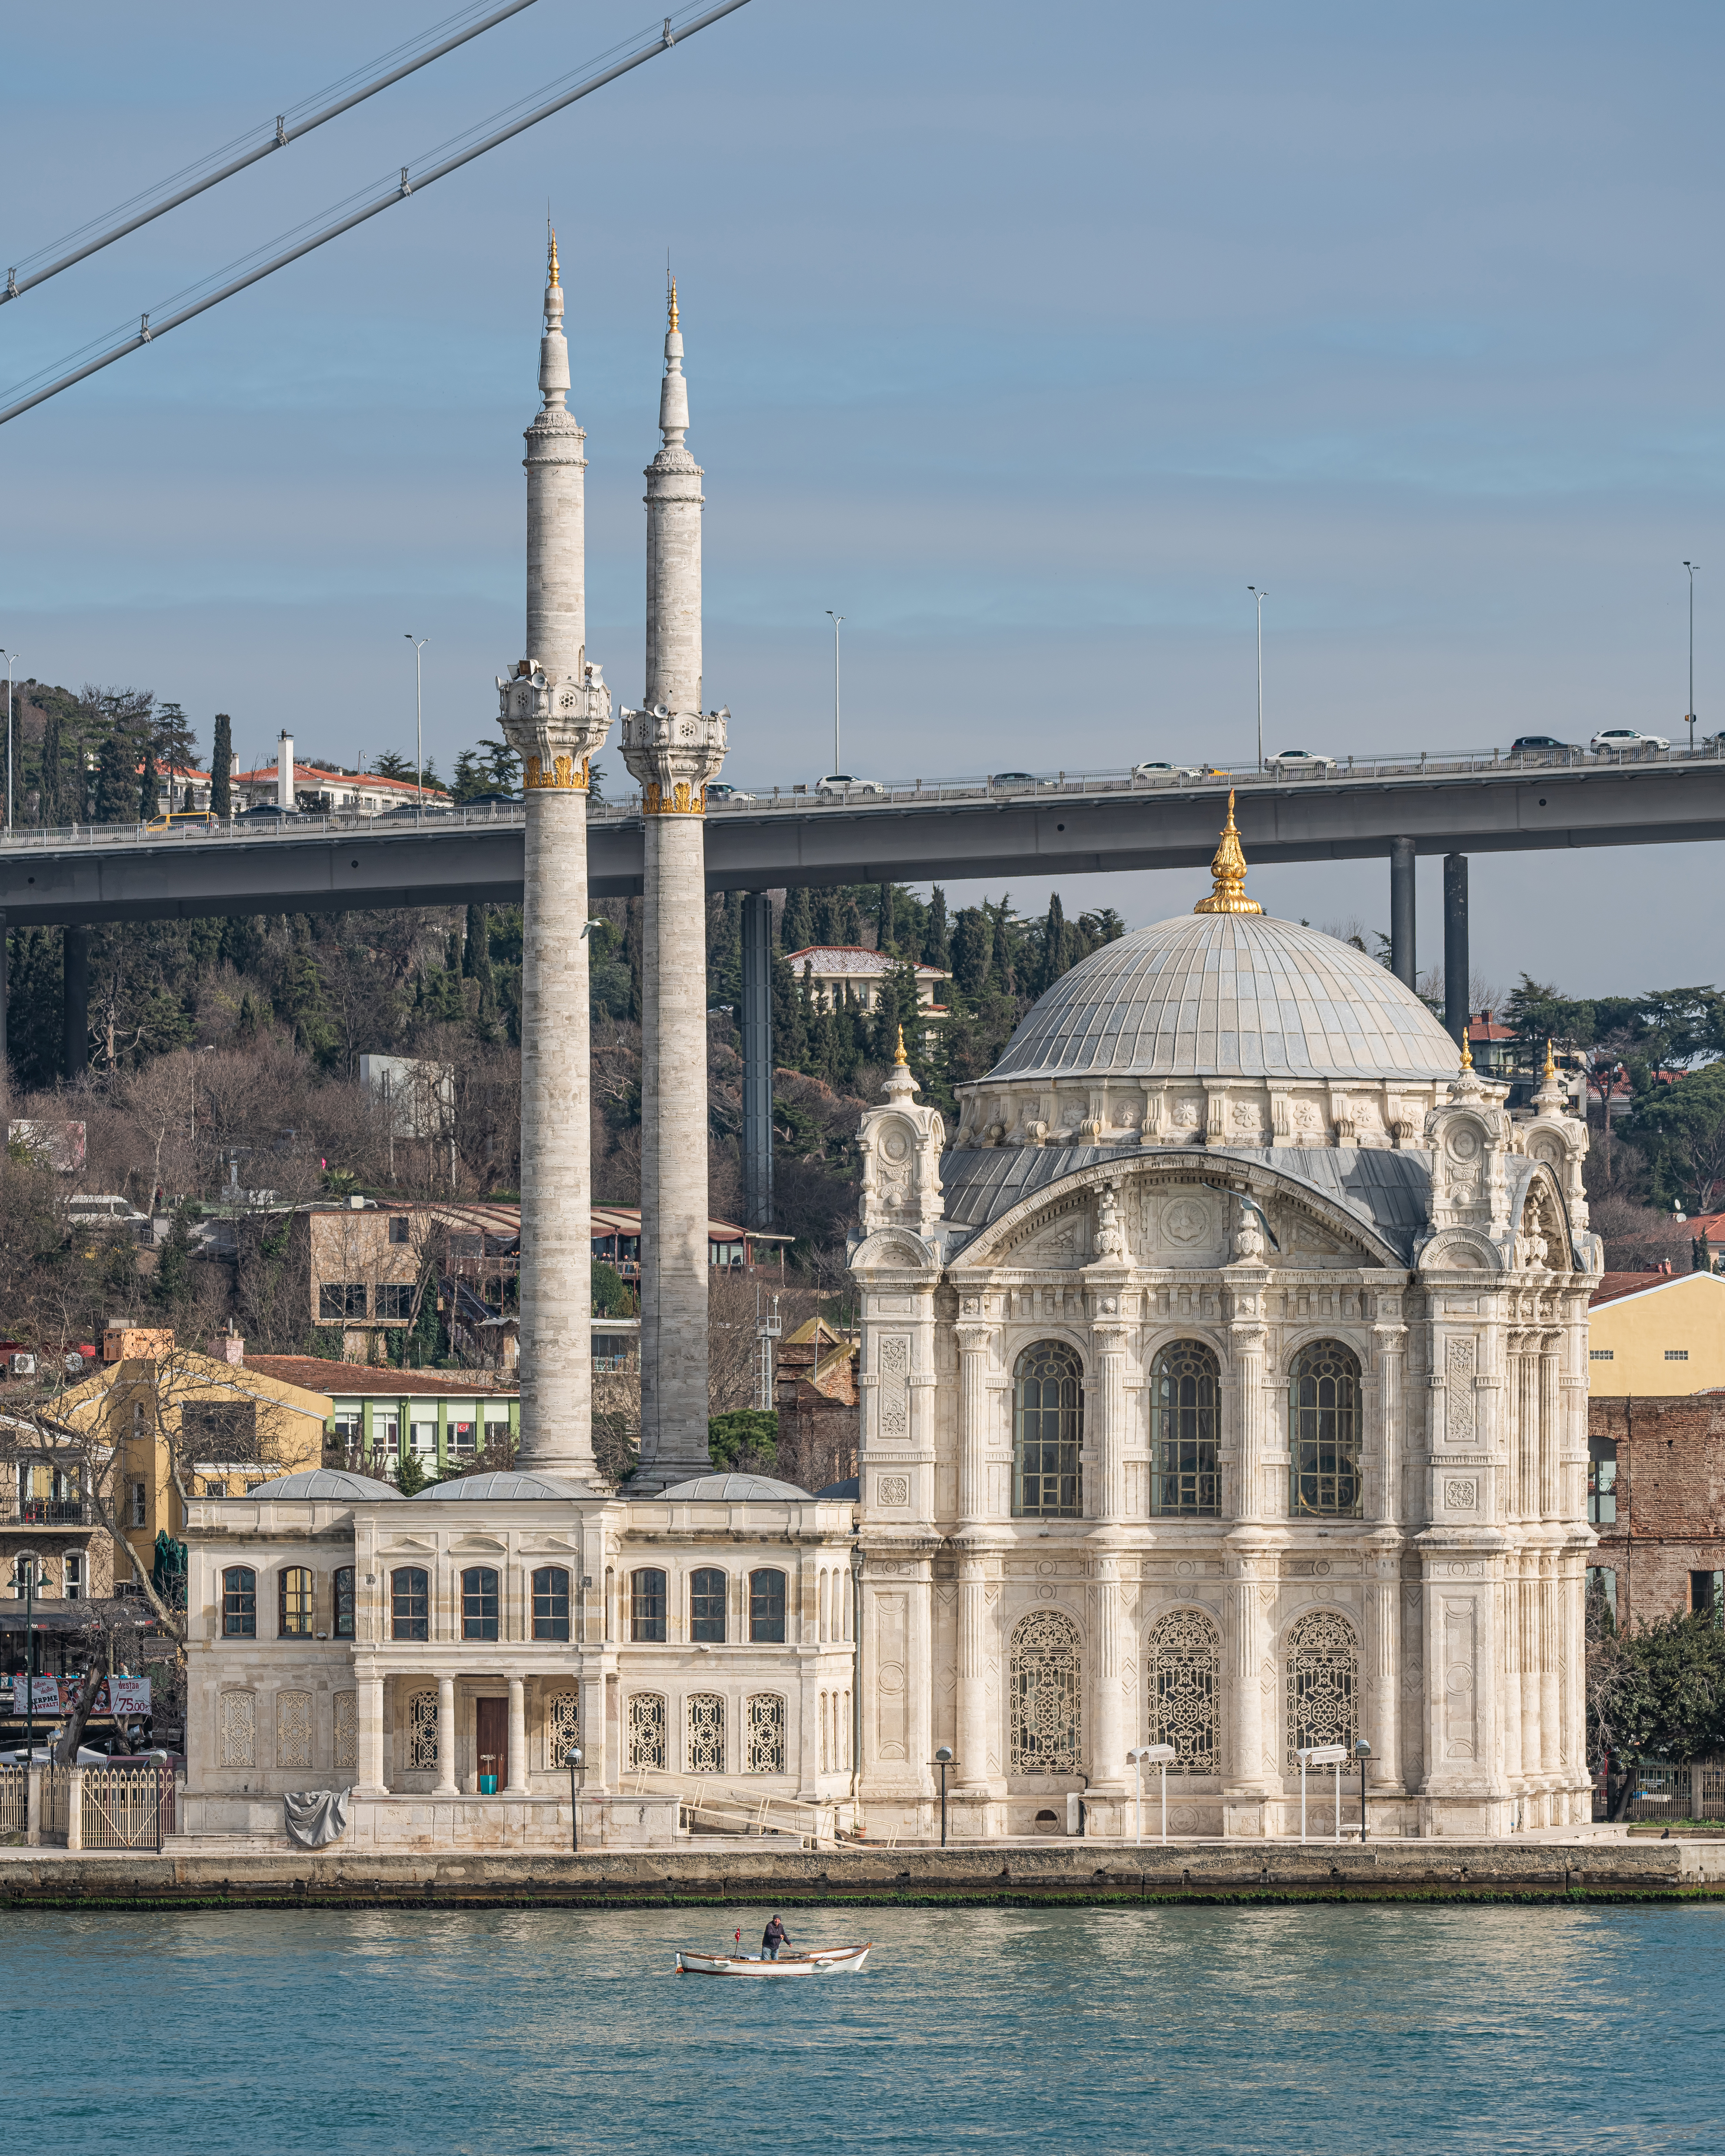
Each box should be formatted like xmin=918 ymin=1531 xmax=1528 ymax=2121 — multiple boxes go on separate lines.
xmin=783 ymin=945 xmax=951 ymax=1017
xmin=242 ymin=1356 xmax=520 ymax=1482
xmin=1585 ymin=1271 xmax=1725 ymax=1394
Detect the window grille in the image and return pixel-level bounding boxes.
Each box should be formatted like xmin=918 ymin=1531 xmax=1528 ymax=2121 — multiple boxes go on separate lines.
xmin=627 ymin=1692 xmax=667 ymax=1772
xmin=408 ymin=1690 xmax=438 ymax=1772
xmin=749 ymin=1568 xmax=787 ymax=1644
xmin=631 ymin=1569 xmax=667 ymax=1643
xmin=1289 ymin=1342 xmax=1363 ymax=1518
xmin=1008 ymin=1609 xmax=1082 ymax=1776
xmin=219 ymin=1690 xmax=254 ymax=1766
xmin=275 ymin=1689 xmax=312 ymax=1770
xmin=687 ymin=1692 xmax=725 ymax=1774
xmin=1589 ymin=1349 xmax=1614 ymax=1361
xmin=461 ymin=1566 xmax=499 ymax=1641
xmin=1013 ymin=1341 xmax=1083 ymax=1518
xmin=1149 ymin=1341 xmax=1221 ymax=1516
xmin=1146 ymin=1607 xmax=1220 ymax=1771
xmin=745 ymin=1693 xmax=786 ymax=1775
xmin=392 ymin=1567 xmax=429 ymax=1642
xmin=222 ymin=1566 xmax=256 ymax=1638
xmin=278 ymin=1566 xmax=313 ymax=1638
xmin=333 ymin=1692 xmax=357 ymax=1770
xmin=548 ymin=1691 xmax=580 ymax=1768
xmin=1284 ymin=1609 xmax=1359 ymax=1769
xmin=690 ymin=1568 xmax=727 ymax=1644
xmin=334 ymin=1566 xmax=355 ymax=1639
xmin=1666 ymin=1349 xmax=1690 ymax=1362
xmin=532 ymin=1566 xmax=570 ymax=1642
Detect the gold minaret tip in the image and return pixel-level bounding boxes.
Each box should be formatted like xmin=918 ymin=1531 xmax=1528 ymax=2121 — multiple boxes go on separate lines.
xmin=548 ymin=226 xmax=560 ymax=288
xmin=894 ymin=1024 xmax=908 ymax=1067
xmin=1543 ymin=1037 xmax=1557 ymax=1079
xmin=1192 ymin=790 xmax=1263 ymax=915
xmin=668 ymin=274 xmax=679 ymax=332
xmin=1460 ymin=1030 xmax=1474 ymax=1072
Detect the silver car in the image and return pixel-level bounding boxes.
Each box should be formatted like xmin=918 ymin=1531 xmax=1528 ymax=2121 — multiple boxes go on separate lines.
xmin=814 ymin=773 xmax=888 ymax=797
xmin=1590 ymin=726 xmax=1669 ymax=754
xmin=1268 ymin=747 xmax=1337 ymax=772
xmin=1132 ymin=761 xmax=1205 ymax=782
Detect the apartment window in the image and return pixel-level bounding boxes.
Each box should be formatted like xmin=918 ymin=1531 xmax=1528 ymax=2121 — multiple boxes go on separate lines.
xmin=749 ymin=1568 xmax=787 ymax=1645
xmin=392 ymin=1566 xmax=430 ymax=1642
xmin=690 ymin=1568 xmax=728 ymax=1644
xmin=631 ymin=1568 xmax=667 ymax=1644
xmin=334 ymin=1566 xmax=355 ymax=1639
xmin=461 ymin=1566 xmax=499 ymax=1641
xmin=318 ymin=1284 xmax=367 ymax=1321
xmin=62 ymin=1554 xmax=84 ymax=1600
xmin=371 ymin=1415 xmax=399 ymax=1474
xmin=1692 ymin=1571 xmax=1725 ymax=1625
xmin=1589 ymin=1349 xmax=1615 ymax=1362
xmin=449 ymin=1420 xmax=477 ymax=1459
xmin=331 ymin=1412 xmax=362 ymax=1453
xmin=130 ymin=1481 xmax=147 ymax=1528
xmin=279 ymin=1566 xmax=314 ymax=1638
xmin=388 ymin=1217 xmax=412 ymax=1245
xmin=1587 ymin=1437 xmax=1618 ymax=1527
xmin=376 ymin=1284 xmax=413 ymax=1321
xmin=1665 ymin=1349 xmax=1690 ymax=1363
xmin=532 ymin=1566 xmax=571 ymax=1642
xmin=222 ymin=1566 xmax=257 ymax=1638
xmin=410 ymin=1421 xmax=438 ymax=1459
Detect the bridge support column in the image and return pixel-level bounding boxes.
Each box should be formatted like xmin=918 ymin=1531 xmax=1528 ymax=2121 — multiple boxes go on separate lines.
xmin=741 ymin=892 xmax=773 ymax=1231
xmin=62 ymin=926 xmax=88 ymax=1080
xmin=1443 ymin=853 xmax=1469 ymax=1048
xmin=1389 ymin=837 xmax=1416 ymax=988
xmin=0 ymin=908 xmax=8 ymax=1082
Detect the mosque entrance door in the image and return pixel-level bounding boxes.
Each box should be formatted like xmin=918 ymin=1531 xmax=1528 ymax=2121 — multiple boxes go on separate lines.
xmin=476 ymin=1696 xmax=507 ymax=1793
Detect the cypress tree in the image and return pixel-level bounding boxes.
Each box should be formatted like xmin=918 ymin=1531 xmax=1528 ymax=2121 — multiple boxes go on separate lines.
xmin=810 ymin=889 xmax=841 ymax=946
xmin=1040 ymin=894 xmax=1068 ymax=992
xmin=211 ymin=713 xmax=232 ymax=818
xmin=923 ymin=885 xmax=951 ymax=970
xmin=839 ymin=892 xmax=864 ymax=947
xmin=94 ymin=729 xmax=136 ymax=824
xmin=37 ymin=704 xmax=61 ymax=826
xmin=780 ymin=885 xmax=814 ymax=953
xmin=951 ymin=908 xmax=990 ymax=997
xmin=770 ymin=947 xmax=807 ymax=1068
xmin=877 ymin=881 xmax=894 ymax=954
xmin=138 ymin=738 xmax=159 ymax=820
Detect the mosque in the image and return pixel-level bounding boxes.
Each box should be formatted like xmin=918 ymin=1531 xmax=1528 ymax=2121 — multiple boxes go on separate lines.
xmin=181 ymin=246 xmax=1601 ymax=1847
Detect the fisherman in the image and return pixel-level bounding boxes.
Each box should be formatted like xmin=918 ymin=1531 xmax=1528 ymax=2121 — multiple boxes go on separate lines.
xmin=761 ymin=1913 xmax=790 ymax=1961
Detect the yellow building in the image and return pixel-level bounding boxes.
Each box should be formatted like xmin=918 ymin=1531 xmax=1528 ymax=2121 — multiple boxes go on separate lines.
xmin=58 ymin=1325 xmax=331 ymax=1585
xmin=1586 ymin=1272 xmax=1725 ymax=1394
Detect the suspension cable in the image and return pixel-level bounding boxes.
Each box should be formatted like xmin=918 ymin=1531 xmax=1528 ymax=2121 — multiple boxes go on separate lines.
xmin=3 ymin=0 xmax=546 ymax=307
xmin=0 ymin=1 xmax=752 ymax=430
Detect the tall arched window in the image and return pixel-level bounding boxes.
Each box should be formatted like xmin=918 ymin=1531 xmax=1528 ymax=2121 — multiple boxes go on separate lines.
xmin=690 ymin=1568 xmax=727 ymax=1644
xmin=687 ymin=1692 xmax=725 ymax=1773
xmin=628 ymin=1692 xmax=667 ymax=1771
xmin=1284 ymin=1609 xmax=1360 ymax=1768
xmin=631 ymin=1568 xmax=667 ymax=1643
xmin=333 ymin=1566 xmax=355 ymax=1640
xmin=392 ymin=1566 xmax=429 ymax=1642
xmin=745 ymin=1693 xmax=786 ymax=1774
xmin=222 ymin=1566 xmax=256 ymax=1638
xmin=1008 ymin=1609 xmax=1082 ymax=1776
xmin=461 ymin=1566 xmax=499 ymax=1641
xmin=1146 ymin=1608 xmax=1220 ymax=1772
xmin=1149 ymin=1341 xmax=1221 ymax=1517
xmin=1289 ymin=1341 xmax=1363 ymax=1518
xmin=532 ymin=1566 xmax=570 ymax=1642
xmin=749 ymin=1568 xmax=787 ymax=1644
xmin=1013 ymin=1342 xmax=1083 ymax=1518
xmin=278 ymin=1567 xmax=313 ymax=1638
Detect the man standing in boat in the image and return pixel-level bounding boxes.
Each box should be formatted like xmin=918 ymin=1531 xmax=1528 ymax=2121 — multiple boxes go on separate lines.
xmin=761 ymin=1915 xmax=790 ymax=1962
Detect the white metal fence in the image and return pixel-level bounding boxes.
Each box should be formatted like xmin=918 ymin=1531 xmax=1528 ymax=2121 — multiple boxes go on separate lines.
xmin=81 ymin=1765 xmax=172 ymax=1851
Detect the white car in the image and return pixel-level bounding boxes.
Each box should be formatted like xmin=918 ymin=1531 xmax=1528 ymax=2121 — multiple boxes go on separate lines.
xmin=1591 ymin=726 xmax=1669 ymax=754
xmin=814 ymin=773 xmax=888 ymax=796
xmin=1132 ymin=761 xmax=1205 ymax=782
xmin=705 ymin=783 xmax=755 ymax=804
xmin=1268 ymin=747 xmax=1337 ymax=772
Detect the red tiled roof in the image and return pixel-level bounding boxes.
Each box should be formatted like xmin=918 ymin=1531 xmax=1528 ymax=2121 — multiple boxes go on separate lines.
xmin=244 ymin=1354 xmax=517 ymax=1396
xmin=1588 ymin=1270 xmax=1725 ymax=1309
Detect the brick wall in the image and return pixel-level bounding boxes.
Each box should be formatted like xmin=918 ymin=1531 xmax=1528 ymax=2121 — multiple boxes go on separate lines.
xmin=1588 ymin=1392 xmax=1725 ymax=1630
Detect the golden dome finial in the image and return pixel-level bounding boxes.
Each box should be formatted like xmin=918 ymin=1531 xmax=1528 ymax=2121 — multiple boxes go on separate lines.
xmin=894 ymin=1023 xmax=908 ymax=1067
xmin=668 ymin=273 xmax=679 ymax=333
xmin=1543 ymin=1037 xmax=1557 ymax=1079
xmin=548 ymin=225 xmax=560 ymax=288
xmin=1192 ymin=790 xmax=1262 ymax=915
xmin=1460 ymin=1029 xmax=1474 ymax=1072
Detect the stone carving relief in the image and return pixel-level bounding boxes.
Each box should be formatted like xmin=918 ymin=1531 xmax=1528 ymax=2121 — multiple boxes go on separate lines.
xmin=1444 ymin=1478 xmax=1479 ymax=1511
xmin=275 ymin=1689 xmax=312 ymax=1772
xmin=876 ymin=1475 xmax=911 ymax=1508
xmin=1445 ymin=1337 xmax=1477 ymax=1441
xmin=220 ymin=1689 xmax=255 ymax=1768
xmin=1093 ymin=1182 xmax=1128 ymax=1260
xmin=877 ymin=1336 xmax=911 ymax=1437
xmin=1163 ymin=1195 xmax=1210 ymax=1247
xmin=334 ymin=1691 xmax=357 ymax=1770
xmin=1442 ymin=1599 xmax=1477 ymax=1760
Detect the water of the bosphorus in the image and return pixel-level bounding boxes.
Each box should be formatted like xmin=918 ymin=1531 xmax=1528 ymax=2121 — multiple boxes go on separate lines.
xmin=4 ymin=1902 xmax=1720 ymax=2153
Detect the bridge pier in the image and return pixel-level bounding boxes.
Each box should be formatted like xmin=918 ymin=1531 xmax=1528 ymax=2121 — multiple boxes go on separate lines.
xmin=62 ymin=925 xmax=88 ymax=1080
xmin=740 ymin=892 xmax=773 ymax=1232
xmin=1389 ymin=837 xmax=1417 ymax=988
xmin=1443 ymin=853 xmax=1469 ymax=1049
xmin=0 ymin=909 xmax=8 ymax=1081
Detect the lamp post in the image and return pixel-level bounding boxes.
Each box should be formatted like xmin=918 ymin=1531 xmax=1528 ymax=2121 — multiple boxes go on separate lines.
xmin=404 ymin=635 xmax=428 ymax=819
xmin=825 ymin=612 xmax=843 ymax=775
xmin=1297 ymin=1742 xmax=1349 ymax=1844
xmin=1128 ymin=1743 xmax=1178 ymax=1845
xmin=11 ymin=1555 xmax=49 ymax=1759
xmin=0 ymin=647 xmax=15 ymax=832
xmin=565 ymin=1740 xmax=583 ymax=1853
xmin=1247 ymin=586 xmax=1267 ymax=771
xmin=930 ymin=1745 xmax=955 ymax=1848
xmin=1353 ymin=1737 xmax=1372 ymax=1841
xmin=1682 ymin=561 xmax=1699 ymax=754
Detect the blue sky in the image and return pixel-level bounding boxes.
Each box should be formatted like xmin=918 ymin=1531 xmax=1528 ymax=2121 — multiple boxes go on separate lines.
xmin=3 ymin=0 xmax=1720 ymax=994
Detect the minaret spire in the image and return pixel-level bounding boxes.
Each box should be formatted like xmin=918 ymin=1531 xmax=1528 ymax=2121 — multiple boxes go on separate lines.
xmin=539 ymin=227 xmax=569 ymax=417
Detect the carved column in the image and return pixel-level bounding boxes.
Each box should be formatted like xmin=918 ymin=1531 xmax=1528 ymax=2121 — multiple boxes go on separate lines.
xmin=957 ymin=1324 xmax=992 ymax=1526
xmin=1539 ymin=1553 xmax=1560 ymax=1790
xmin=434 ymin=1674 xmax=458 ymax=1798
xmin=1364 ymin=1545 xmax=1403 ymax=1791
xmin=1371 ymin=1319 xmax=1407 ymax=1527
xmin=1223 ymin=1544 xmax=1274 ymax=1824
xmin=1518 ymin=1345 xmax=1538 ymax=1525
xmin=356 ymin=1672 xmax=386 ymax=1796
xmin=1089 ymin=1556 xmax=1130 ymax=1796
xmin=1093 ymin=1317 xmax=1130 ymax=1525
xmin=1520 ymin=1566 xmax=1542 ymax=1779
xmin=1499 ymin=1562 xmax=1523 ymax=1786
xmin=954 ymin=1554 xmax=991 ymax=1801
xmin=505 ymin=1675 xmax=528 ymax=1795
xmin=1230 ymin=1318 xmax=1269 ymax=1523
xmin=1538 ymin=1338 xmax=1560 ymax=1522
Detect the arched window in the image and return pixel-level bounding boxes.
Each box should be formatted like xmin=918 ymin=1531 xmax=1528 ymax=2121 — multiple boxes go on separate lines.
xmin=631 ymin=1568 xmax=667 ymax=1643
xmin=278 ymin=1566 xmax=313 ymax=1638
xmin=392 ymin=1566 xmax=429 ymax=1642
xmin=687 ymin=1692 xmax=725 ymax=1773
xmin=628 ymin=1692 xmax=667 ymax=1771
xmin=462 ymin=1566 xmax=499 ymax=1641
xmin=1289 ymin=1341 xmax=1363 ymax=1518
xmin=749 ymin=1568 xmax=787 ymax=1644
xmin=1150 ymin=1341 xmax=1221 ymax=1517
xmin=1284 ymin=1609 xmax=1360 ymax=1769
xmin=333 ymin=1566 xmax=355 ymax=1640
xmin=690 ymin=1567 xmax=727 ymax=1644
xmin=222 ymin=1566 xmax=256 ymax=1638
xmin=547 ymin=1690 xmax=580 ymax=1769
xmin=533 ymin=1566 xmax=571 ymax=1641
xmin=1008 ymin=1609 xmax=1082 ymax=1776
xmin=746 ymin=1693 xmax=786 ymax=1774
xmin=1146 ymin=1608 xmax=1220 ymax=1772
xmin=1013 ymin=1342 xmax=1083 ymax=1518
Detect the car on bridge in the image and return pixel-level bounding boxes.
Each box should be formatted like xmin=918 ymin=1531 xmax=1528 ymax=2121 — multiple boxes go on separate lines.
xmin=1591 ymin=726 xmax=1670 ymax=755
xmin=990 ymin=771 xmax=1039 ymax=786
xmin=1509 ymin=735 xmax=1580 ymax=757
xmin=814 ymin=773 xmax=888 ymax=797
xmin=235 ymin=802 xmax=306 ymax=823
xmin=706 ymin=783 xmax=755 ymax=804
xmin=1132 ymin=761 xmax=1206 ymax=782
xmin=1267 ymin=747 xmax=1337 ymax=772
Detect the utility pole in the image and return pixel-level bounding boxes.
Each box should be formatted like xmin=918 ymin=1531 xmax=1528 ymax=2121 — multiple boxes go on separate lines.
xmin=825 ymin=612 xmax=843 ymax=774
xmin=405 ymin=635 xmax=428 ymax=817
xmin=1247 ymin=588 xmax=1267 ymax=770
xmin=1684 ymin=562 xmax=1700 ymax=752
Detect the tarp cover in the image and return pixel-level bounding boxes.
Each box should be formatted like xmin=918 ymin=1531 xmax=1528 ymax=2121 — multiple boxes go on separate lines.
xmin=284 ymin=1789 xmax=350 ymax=1847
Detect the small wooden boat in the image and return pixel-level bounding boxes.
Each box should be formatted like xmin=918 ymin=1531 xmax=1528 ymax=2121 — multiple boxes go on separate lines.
xmin=675 ymin=1943 xmax=872 ymax=1977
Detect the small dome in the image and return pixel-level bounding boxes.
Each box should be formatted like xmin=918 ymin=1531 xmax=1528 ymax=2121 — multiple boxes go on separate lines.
xmin=428 ymin=1471 xmax=585 ymax=1500
xmin=250 ymin=1469 xmax=400 ymax=1501
xmin=815 ymin=1476 xmax=860 ymax=1500
xmin=656 ymin=1473 xmax=811 ymax=1501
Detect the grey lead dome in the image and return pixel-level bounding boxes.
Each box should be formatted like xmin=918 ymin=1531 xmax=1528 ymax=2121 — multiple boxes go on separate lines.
xmin=989 ymin=912 xmax=1460 ymax=1084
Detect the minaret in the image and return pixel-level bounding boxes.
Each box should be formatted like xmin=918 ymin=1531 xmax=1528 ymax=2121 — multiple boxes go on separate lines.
xmin=496 ymin=232 xmax=612 ymax=1481
xmin=621 ymin=280 xmax=729 ymax=1488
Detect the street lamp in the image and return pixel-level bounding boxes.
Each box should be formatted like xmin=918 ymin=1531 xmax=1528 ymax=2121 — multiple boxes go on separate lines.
xmin=1296 ymin=1742 xmax=1349 ymax=1844
xmin=825 ymin=612 xmax=844 ymax=775
xmin=10 ymin=1555 xmax=50 ymax=1761
xmin=1682 ymin=561 xmax=1699 ymax=754
xmin=1247 ymin=587 xmax=1267 ymax=771
xmin=1353 ymin=1737 xmax=1372 ymax=1842
xmin=404 ymin=635 xmax=429 ymax=819
xmin=1128 ymin=1743 xmax=1178 ymax=1845
xmin=930 ymin=1744 xmax=955 ymax=1848
xmin=564 ymin=1740 xmax=583 ymax=1853
xmin=0 ymin=647 xmax=17 ymax=832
